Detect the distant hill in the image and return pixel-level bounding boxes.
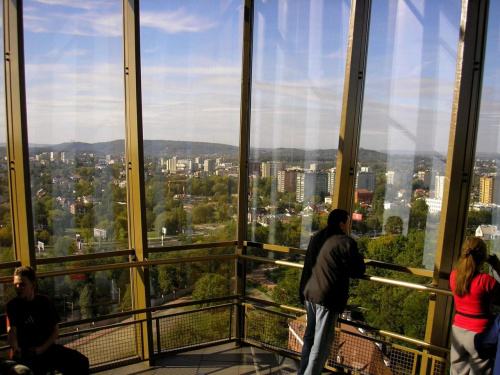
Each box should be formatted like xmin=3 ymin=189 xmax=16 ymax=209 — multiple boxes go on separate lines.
xmin=27 ymin=140 xmax=240 ymax=159
xmin=7 ymin=140 xmax=389 ymax=163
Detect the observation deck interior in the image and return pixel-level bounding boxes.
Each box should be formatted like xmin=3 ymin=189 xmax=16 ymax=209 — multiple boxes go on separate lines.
xmin=0 ymin=0 xmax=498 ymax=374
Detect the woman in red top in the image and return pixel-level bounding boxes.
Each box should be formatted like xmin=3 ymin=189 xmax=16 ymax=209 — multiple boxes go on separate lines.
xmin=450 ymin=236 xmax=500 ymax=374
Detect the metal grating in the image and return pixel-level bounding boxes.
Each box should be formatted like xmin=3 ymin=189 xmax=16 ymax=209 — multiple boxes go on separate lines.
xmin=245 ymin=306 xmax=297 ymax=352
xmin=244 ymin=304 xmax=450 ymax=375
xmin=57 ymin=321 xmax=142 ymax=370
xmin=430 ymin=354 xmax=449 ymax=375
xmin=156 ymin=305 xmax=233 ymax=352
xmin=329 ymin=326 xmax=392 ymax=375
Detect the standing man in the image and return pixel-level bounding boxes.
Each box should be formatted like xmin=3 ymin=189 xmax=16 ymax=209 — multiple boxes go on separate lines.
xmin=6 ymin=266 xmax=90 ymax=375
xmin=298 ymin=209 xmax=366 ymax=375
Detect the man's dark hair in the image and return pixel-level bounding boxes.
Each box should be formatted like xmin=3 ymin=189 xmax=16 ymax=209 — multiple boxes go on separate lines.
xmin=14 ymin=266 xmax=37 ymax=284
xmin=327 ymin=209 xmax=349 ymax=228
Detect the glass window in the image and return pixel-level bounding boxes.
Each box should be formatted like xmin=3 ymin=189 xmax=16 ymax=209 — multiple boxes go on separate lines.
xmin=248 ymin=0 xmax=350 ymax=249
xmin=350 ymin=0 xmax=461 ymax=340
xmin=2 ymin=268 xmax=131 ymax=323
xmin=23 ymin=1 xmax=126 ymax=257
xmin=355 ymin=0 xmax=461 ymax=270
xmin=140 ymin=0 xmax=242 ymax=249
xmin=470 ymin=1 xmax=500 ymax=255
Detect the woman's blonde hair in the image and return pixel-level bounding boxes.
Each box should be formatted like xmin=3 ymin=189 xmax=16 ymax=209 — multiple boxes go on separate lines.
xmin=454 ymin=236 xmax=487 ymax=297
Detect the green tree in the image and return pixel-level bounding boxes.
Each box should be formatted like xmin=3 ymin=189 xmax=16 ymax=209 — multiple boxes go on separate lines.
xmin=192 ymin=273 xmax=229 ymax=307
xmin=409 ymin=199 xmax=428 ymax=230
xmin=271 ymin=268 xmax=301 ymax=307
xmin=192 ymin=204 xmax=215 ymax=224
xmin=385 ymin=216 xmax=403 ymax=234
xmin=79 ymin=284 xmax=97 ymax=319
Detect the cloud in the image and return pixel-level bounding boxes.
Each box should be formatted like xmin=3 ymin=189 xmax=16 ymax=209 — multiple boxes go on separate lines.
xmin=24 ymin=4 xmax=122 ymax=37
xmin=140 ymin=9 xmax=218 ymax=34
xmin=29 ymin=0 xmax=116 ymax=11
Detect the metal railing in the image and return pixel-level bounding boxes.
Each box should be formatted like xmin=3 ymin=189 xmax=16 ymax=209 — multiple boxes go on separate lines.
xmin=243 ymin=301 xmax=449 ymax=375
xmin=0 ymin=241 xmax=453 ymax=374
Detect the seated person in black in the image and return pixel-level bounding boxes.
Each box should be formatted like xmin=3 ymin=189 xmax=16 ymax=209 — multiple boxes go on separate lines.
xmin=6 ymin=266 xmax=89 ymax=375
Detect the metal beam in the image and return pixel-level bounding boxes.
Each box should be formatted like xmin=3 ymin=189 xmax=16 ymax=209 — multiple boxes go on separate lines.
xmin=333 ymin=0 xmax=371 ymax=212
xmin=122 ymin=0 xmax=151 ymax=361
xmin=424 ymin=0 xmax=489 ymax=355
xmin=3 ymin=0 xmax=34 ymax=267
xmin=235 ymin=0 xmax=254 ymax=343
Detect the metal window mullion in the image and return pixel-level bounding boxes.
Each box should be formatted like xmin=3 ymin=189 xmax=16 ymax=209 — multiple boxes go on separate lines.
xmin=122 ymin=0 xmax=151 ymax=361
xmin=3 ymin=0 xmax=34 ymax=266
xmin=235 ymin=0 xmax=254 ymax=342
xmin=333 ymin=0 xmax=371 ymax=213
xmin=423 ymin=0 xmax=489 ymax=355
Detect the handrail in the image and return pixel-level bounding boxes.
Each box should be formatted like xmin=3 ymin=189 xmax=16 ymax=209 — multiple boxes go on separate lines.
xmin=0 ymin=261 xmax=21 ymax=270
xmin=245 ymin=240 xmax=434 ymax=277
xmin=245 ymin=241 xmax=305 ymax=255
xmin=0 ymin=250 xmax=449 ymax=297
xmin=57 ymin=294 xmax=240 ymax=329
xmin=0 ymin=254 xmax=238 ymax=283
xmin=241 ymin=253 xmax=452 ymax=297
xmin=35 ymin=249 xmax=135 ymax=265
xmin=5 ymin=240 xmax=434 ymax=279
xmin=148 ymin=241 xmax=237 ymax=253
xmin=362 ymin=275 xmax=453 ymax=297
xmin=241 ymin=254 xmax=302 ymax=269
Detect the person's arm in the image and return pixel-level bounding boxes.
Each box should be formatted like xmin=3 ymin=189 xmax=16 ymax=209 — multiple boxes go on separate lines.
xmin=487 ymin=254 xmax=500 ymax=275
xmin=347 ymin=240 xmax=366 ymax=278
xmin=31 ymin=324 xmax=59 ymax=355
xmin=7 ymin=325 xmax=21 ymax=358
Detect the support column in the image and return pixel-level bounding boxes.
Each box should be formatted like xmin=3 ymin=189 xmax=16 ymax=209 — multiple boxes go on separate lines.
xmin=423 ymin=0 xmax=488 ymax=370
xmin=3 ymin=0 xmax=35 ymax=267
xmin=333 ymin=0 xmax=371 ymax=213
xmin=122 ymin=0 xmax=152 ymax=361
xmin=235 ymin=0 xmax=254 ymax=342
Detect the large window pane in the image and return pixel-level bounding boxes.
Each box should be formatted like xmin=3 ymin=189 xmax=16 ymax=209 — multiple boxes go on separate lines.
xmin=351 ymin=0 xmax=460 ymax=340
xmin=140 ymin=0 xmax=242 ymax=250
xmin=356 ymin=0 xmax=460 ymax=270
xmin=470 ymin=1 xmax=500 ymax=256
xmin=248 ymin=0 xmax=350 ymax=250
xmin=23 ymin=1 xmax=126 ymax=257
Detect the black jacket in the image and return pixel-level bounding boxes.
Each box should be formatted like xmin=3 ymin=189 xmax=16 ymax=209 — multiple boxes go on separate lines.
xmin=299 ymin=226 xmax=365 ymax=312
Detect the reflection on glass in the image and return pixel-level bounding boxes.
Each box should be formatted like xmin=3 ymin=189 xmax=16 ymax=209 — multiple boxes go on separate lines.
xmin=470 ymin=2 xmax=500 ymax=256
xmin=353 ymin=0 xmax=460 ymax=340
xmin=356 ymin=0 xmax=460 ymax=270
xmin=23 ymin=1 xmax=126 ymax=257
xmin=0 ymin=4 xmax=13 ymax=264
xmin=3 ymin=269 xmax=131 ymax=320
xmin=140 ymin=0 xmax=242 ymax=250
xmin=248 ymin=1 xmax=349 ymax=249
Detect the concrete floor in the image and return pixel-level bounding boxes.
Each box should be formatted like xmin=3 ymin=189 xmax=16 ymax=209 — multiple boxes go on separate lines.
xmin=93 ymin=342 xmax=334 ymax=375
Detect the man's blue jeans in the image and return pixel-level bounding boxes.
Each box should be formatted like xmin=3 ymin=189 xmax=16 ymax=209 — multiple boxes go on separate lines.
xmin=298 ymin=301 xmax=339 ymax=375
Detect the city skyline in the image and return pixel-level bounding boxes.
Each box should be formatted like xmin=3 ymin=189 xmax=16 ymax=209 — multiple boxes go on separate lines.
xmin=0 ymin=0 xmax=496 ymax=154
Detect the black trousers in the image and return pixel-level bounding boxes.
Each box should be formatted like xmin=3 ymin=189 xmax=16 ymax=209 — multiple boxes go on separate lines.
xmin=14 ymin=344 xmax=89 ymax=375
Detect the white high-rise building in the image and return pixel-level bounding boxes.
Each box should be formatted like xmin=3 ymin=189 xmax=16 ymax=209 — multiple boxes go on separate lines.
xmin=435 ymin=175 xmax=446 ymax=200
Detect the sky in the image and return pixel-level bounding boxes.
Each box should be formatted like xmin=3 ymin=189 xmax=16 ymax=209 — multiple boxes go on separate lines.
xmin=4 ymin=0 xmax=500 ymax=154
